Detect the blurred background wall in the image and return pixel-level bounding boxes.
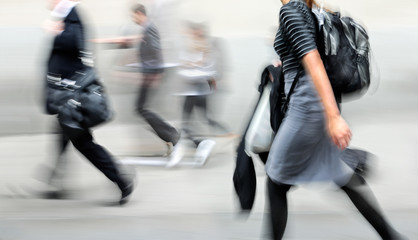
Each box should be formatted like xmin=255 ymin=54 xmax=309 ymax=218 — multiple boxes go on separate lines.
xmin=0 ymin=0 xmax=417 ymax=136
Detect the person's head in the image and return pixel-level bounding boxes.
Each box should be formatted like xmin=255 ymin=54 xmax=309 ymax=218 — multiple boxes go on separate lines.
xmin=187 ymin=21 xmax=208 ymax=40
xmin=131 ymin=4 xmax=147 ymax=25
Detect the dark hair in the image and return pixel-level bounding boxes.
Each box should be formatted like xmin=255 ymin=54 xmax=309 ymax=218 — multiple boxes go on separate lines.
xmin=132 ymin=3 xmax=146 ymax=16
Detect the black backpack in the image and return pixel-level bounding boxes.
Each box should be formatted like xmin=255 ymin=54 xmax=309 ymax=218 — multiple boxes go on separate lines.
xmin=312 ymin=8 xmax=371 ymax=100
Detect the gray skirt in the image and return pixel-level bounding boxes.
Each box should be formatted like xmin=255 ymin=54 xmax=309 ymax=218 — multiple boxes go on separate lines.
xmin=265 ymin=70 xmax=353 ymax=186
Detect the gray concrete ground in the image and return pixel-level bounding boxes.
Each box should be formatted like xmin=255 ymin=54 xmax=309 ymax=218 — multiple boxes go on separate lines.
xmin=1 ymin=0 xmax=418 ymax=239
xmin=0 ymin=121 xmax=417 ymax=239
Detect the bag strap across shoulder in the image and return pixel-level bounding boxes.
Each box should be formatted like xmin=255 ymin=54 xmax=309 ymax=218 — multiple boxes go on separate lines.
xmin=284 ymin=68 xmax=302 ymax=106
xmin=74 ymin=13 xmax=94 ymax=68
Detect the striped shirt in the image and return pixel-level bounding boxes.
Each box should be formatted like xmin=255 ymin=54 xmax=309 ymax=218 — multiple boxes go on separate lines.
xmin=274 ymin=0 xmax=317 ymax=73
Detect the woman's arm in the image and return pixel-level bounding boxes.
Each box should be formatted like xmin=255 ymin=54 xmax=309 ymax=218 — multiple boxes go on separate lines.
xmin=302 ymin=49 xmax=351 ymax=149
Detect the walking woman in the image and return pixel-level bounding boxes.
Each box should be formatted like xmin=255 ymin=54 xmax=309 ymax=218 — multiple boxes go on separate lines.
xmin=44 ymin=0 xmax=133 ymax=205
xmin=266 ymin=0 xmax=404 ymax=239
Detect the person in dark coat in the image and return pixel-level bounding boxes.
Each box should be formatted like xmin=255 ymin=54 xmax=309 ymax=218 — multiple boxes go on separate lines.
xmin=43 ymin=0 xmax=134 ymax=205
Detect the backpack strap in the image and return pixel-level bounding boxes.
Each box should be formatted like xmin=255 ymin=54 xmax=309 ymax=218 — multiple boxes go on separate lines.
xmin=277 ymin=68 xmax=302 ymax=129
xmin=283 ymin=68 xmax=302 ymax=106
xmin=268 ymin=66 xmax=302 ymax=133
xmin=72 ymin=8 xmax=94 ymax=69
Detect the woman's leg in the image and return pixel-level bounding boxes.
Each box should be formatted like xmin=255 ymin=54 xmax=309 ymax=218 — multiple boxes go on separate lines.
xmin=341 ymin=173 xmax=402 ymax=239
xmin=267 ymin=177 xmax=292 ymax=240
xmin=182 ymin=96 xmax=201 ymax=145
xmin=199 ymin=95 xmax=230 ymax=134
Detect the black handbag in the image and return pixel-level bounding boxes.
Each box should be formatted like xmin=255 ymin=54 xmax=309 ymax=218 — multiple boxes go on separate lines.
xmin=57 ymin=66 xmax=113 ymax=133
xmin=46 ymin=73 xmax=76 ymax=115
xmin=233 ymin=65 xmax=299 ymax=212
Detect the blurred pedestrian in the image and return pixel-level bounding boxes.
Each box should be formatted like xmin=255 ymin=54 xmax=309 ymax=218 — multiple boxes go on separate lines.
xmin=130 ymin=3 xmax=181 ymax=156
xmin=265 ymin=0 xmax=404 ymax=239
xmin=42 ymin=0 xmax=134 ymax=205
xmin=166 ymin=21 xmax=232 ymax=167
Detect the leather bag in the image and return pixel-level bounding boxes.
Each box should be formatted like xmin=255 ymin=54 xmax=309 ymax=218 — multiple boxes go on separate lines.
xmin=57 ymin=67 xmax=113 ymax=133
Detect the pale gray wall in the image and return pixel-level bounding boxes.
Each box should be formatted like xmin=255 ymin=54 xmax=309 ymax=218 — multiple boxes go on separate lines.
xmin=0 ymin=0 xmax=417 ymax=135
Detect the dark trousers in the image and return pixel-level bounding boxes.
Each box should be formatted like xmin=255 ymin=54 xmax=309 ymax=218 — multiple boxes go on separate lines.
xmin=136 ymin=73 xmax=180 ymax=145
xmin=267 ymin=174 xmax=399 ymax=240
xmin=51 ymin=124 xmax=128 ymax=190
xmin=182 ymin=95 xmax=229 ymax=145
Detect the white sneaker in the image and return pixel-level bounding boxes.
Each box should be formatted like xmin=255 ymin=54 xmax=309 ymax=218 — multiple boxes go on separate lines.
xmin=194 ymin=139 xmax=216 ymax=166
xmin=166 ymin=142 xmax=185 ymax=168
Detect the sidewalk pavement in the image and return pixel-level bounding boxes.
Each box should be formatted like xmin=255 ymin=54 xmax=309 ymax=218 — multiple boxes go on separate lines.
xmin=0 ymin=121 xmax=417 ymax=240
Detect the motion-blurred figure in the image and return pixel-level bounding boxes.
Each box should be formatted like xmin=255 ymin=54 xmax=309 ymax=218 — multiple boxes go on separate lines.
xmin=41 ymin=0 xmax=134 ymax=205
xmin=166 ymin=21 xmax=231 ymax=167
xmin=131 ymin=3 xmax=181 ymax=156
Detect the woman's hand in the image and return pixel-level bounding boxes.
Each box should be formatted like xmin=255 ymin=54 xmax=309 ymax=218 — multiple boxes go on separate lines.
xmin=302 ymin=50 xmax=352 ymax=150
xmin=327 ymin=115 xmax=352 ymax=150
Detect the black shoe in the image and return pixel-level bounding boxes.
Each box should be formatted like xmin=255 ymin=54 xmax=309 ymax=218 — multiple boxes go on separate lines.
xmin=119 ymin=182 xmax=134 ymax=205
